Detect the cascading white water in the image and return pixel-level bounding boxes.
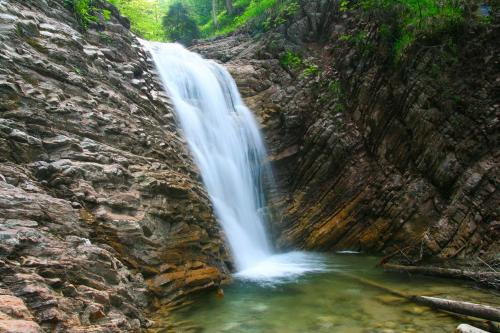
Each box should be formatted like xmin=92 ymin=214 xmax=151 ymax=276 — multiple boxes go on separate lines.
xmin=146 ymin=42 xmax=326 ymax=281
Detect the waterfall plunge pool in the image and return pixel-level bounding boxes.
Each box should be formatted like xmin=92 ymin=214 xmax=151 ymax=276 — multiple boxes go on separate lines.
xmin=151 ymin=254 xmax=498 ymax=333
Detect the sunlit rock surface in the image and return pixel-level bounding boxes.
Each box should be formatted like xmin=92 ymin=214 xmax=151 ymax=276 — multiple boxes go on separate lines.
xmin=0 ymin=0 xmax=230 ymax=331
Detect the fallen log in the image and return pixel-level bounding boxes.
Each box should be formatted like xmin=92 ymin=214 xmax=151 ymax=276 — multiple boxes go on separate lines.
xmin=382 ymin=263 xmax=500 ymax=287
xmin=341 ymin=272 xmax=500 ymax=327
xmin=411 ymin=296 xmax=500 ymax=322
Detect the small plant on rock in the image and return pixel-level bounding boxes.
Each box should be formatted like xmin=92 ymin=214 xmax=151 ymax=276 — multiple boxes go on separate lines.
xmin=280 ymin=51 xmax=303 ymax=70
xmin=328 ymin=80 xmax=342 ymax=95
xmin=302 ymin=64 xmax=320 ymax=77
xmin=64 ymin=0 xmax=97 ymax=30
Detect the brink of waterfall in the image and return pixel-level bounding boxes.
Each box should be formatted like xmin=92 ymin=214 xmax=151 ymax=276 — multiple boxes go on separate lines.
xmin=146 ymin=42 xmax=325 ymax=281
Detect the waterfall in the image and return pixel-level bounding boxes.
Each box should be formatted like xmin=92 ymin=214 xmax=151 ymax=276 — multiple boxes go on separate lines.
xmin=146 ymin=42 xmax=325 ymax=281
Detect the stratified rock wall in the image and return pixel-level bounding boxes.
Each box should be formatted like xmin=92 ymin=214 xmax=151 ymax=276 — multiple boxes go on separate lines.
xmin=193 ymin=0 xmax=499 ymax=262
xmin=0 ymin=0 xmax=230 ymax=331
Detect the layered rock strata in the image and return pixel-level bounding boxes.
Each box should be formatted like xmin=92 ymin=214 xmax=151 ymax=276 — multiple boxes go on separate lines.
xmin=0 ymin=0 xmax=230 ymax=331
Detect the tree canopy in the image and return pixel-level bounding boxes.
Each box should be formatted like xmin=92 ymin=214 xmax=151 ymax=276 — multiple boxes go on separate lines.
xmin=106 ymin=0 xmax=490 ymax=49
xmin=108 ymin=0 xmax=294 ymax=42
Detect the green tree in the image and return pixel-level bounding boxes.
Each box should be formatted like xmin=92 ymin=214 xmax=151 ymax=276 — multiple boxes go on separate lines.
xmin=212 ymin=0 xmax=219 ymax=28
xmin=162 ymin=2 xmax=200 ymax=45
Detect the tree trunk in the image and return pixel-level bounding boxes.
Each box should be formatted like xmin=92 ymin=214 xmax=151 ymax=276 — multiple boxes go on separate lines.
xmin=212 ymin=0 xmax=218 ymax=29
xmin=225 ymin=0 xmax=233 ymax=15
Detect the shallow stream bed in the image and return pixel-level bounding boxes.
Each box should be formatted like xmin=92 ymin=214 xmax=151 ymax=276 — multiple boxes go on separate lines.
xmin=153 ymin=254 xmax=499 ymax=333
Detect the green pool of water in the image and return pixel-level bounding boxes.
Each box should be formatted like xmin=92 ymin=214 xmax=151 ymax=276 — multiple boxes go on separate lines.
xmin=154 ymin=254 xmax=499 ymax=333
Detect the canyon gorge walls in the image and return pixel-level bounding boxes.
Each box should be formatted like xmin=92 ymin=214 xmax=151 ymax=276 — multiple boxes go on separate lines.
xmin=193 ymin=0 xmax=499 ymax=264
xmin=0 ymin=0 xmax=498 ymax=331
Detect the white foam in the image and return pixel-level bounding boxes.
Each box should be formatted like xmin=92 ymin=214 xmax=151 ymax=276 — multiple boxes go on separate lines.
xmin=235 ymin=252 xmax=328 ymax=283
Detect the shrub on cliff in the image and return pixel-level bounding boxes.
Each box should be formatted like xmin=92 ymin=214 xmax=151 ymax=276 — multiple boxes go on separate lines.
xmin=64 ymin=0 xmax=97 ymax=30
xmin=354 ymin=0 xmax=470 ymax=59
xmin=64 ymin=0 xmax=113 ymax=31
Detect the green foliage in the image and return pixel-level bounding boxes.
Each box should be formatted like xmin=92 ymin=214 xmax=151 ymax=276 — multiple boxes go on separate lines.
xmin=328 ymin=80 xmax=342 ymax=95
xmin=393 ymin=31 xmax=413 ymax=57
xmin=339 ymin=33 xmax=352 ymax=41
xmin=102 ymin=9 xmax=112 ymax=21
xmin=163 ymin=2 xmax=200 ymax=45
xmin=73 ymin=66 xmax=83 ymax=75
xmin=263 ymin=0 xmax=300 ymax=30
xmin=279 ymin=51 xmax=302 ymax=69
xmin=108 ymin=0 xmax=170 ymax=41
xmin=327 ymin=79 xmax=346 ymax=114
xmin=352 ymin=0 xmax=467 ymax=60
xmin=302 ymin=64 xmax=319 ymax=77
xmin=199 ymin=0 xmax=300 ymax=37
xmin=280 ymin=51 xmax=320 ymax=78
xmin=106 ymin=0 xmax=300 ymax=40
xmin=334 ymin=103 xmax=345 ymax=113
xmin=64 ymin=0 xmax=97 ymax=30
xmin=339 ymin=0 xmax=349 ymax=12
xmin=338 ymin=30 xmax=374 ymax=56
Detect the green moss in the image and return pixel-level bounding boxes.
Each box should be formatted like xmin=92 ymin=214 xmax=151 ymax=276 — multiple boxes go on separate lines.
xmin=25 ymin=37 xmax=48 ymax=54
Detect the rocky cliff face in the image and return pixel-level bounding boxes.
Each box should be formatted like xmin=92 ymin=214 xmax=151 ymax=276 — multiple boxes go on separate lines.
xmin=0 ymin=0 xmax=230 ymax=331
xmin=0 ymin=0 xmax=498 ymax=330
xmin=193 ymin=0 xmax=499 ymax=264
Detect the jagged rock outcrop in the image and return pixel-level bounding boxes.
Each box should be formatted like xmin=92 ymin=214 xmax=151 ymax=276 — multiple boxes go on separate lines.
xmin=0 ymin=0 xmax=230 ymax=331
xmin=193 ymin=0 xmax=499 ymax=264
